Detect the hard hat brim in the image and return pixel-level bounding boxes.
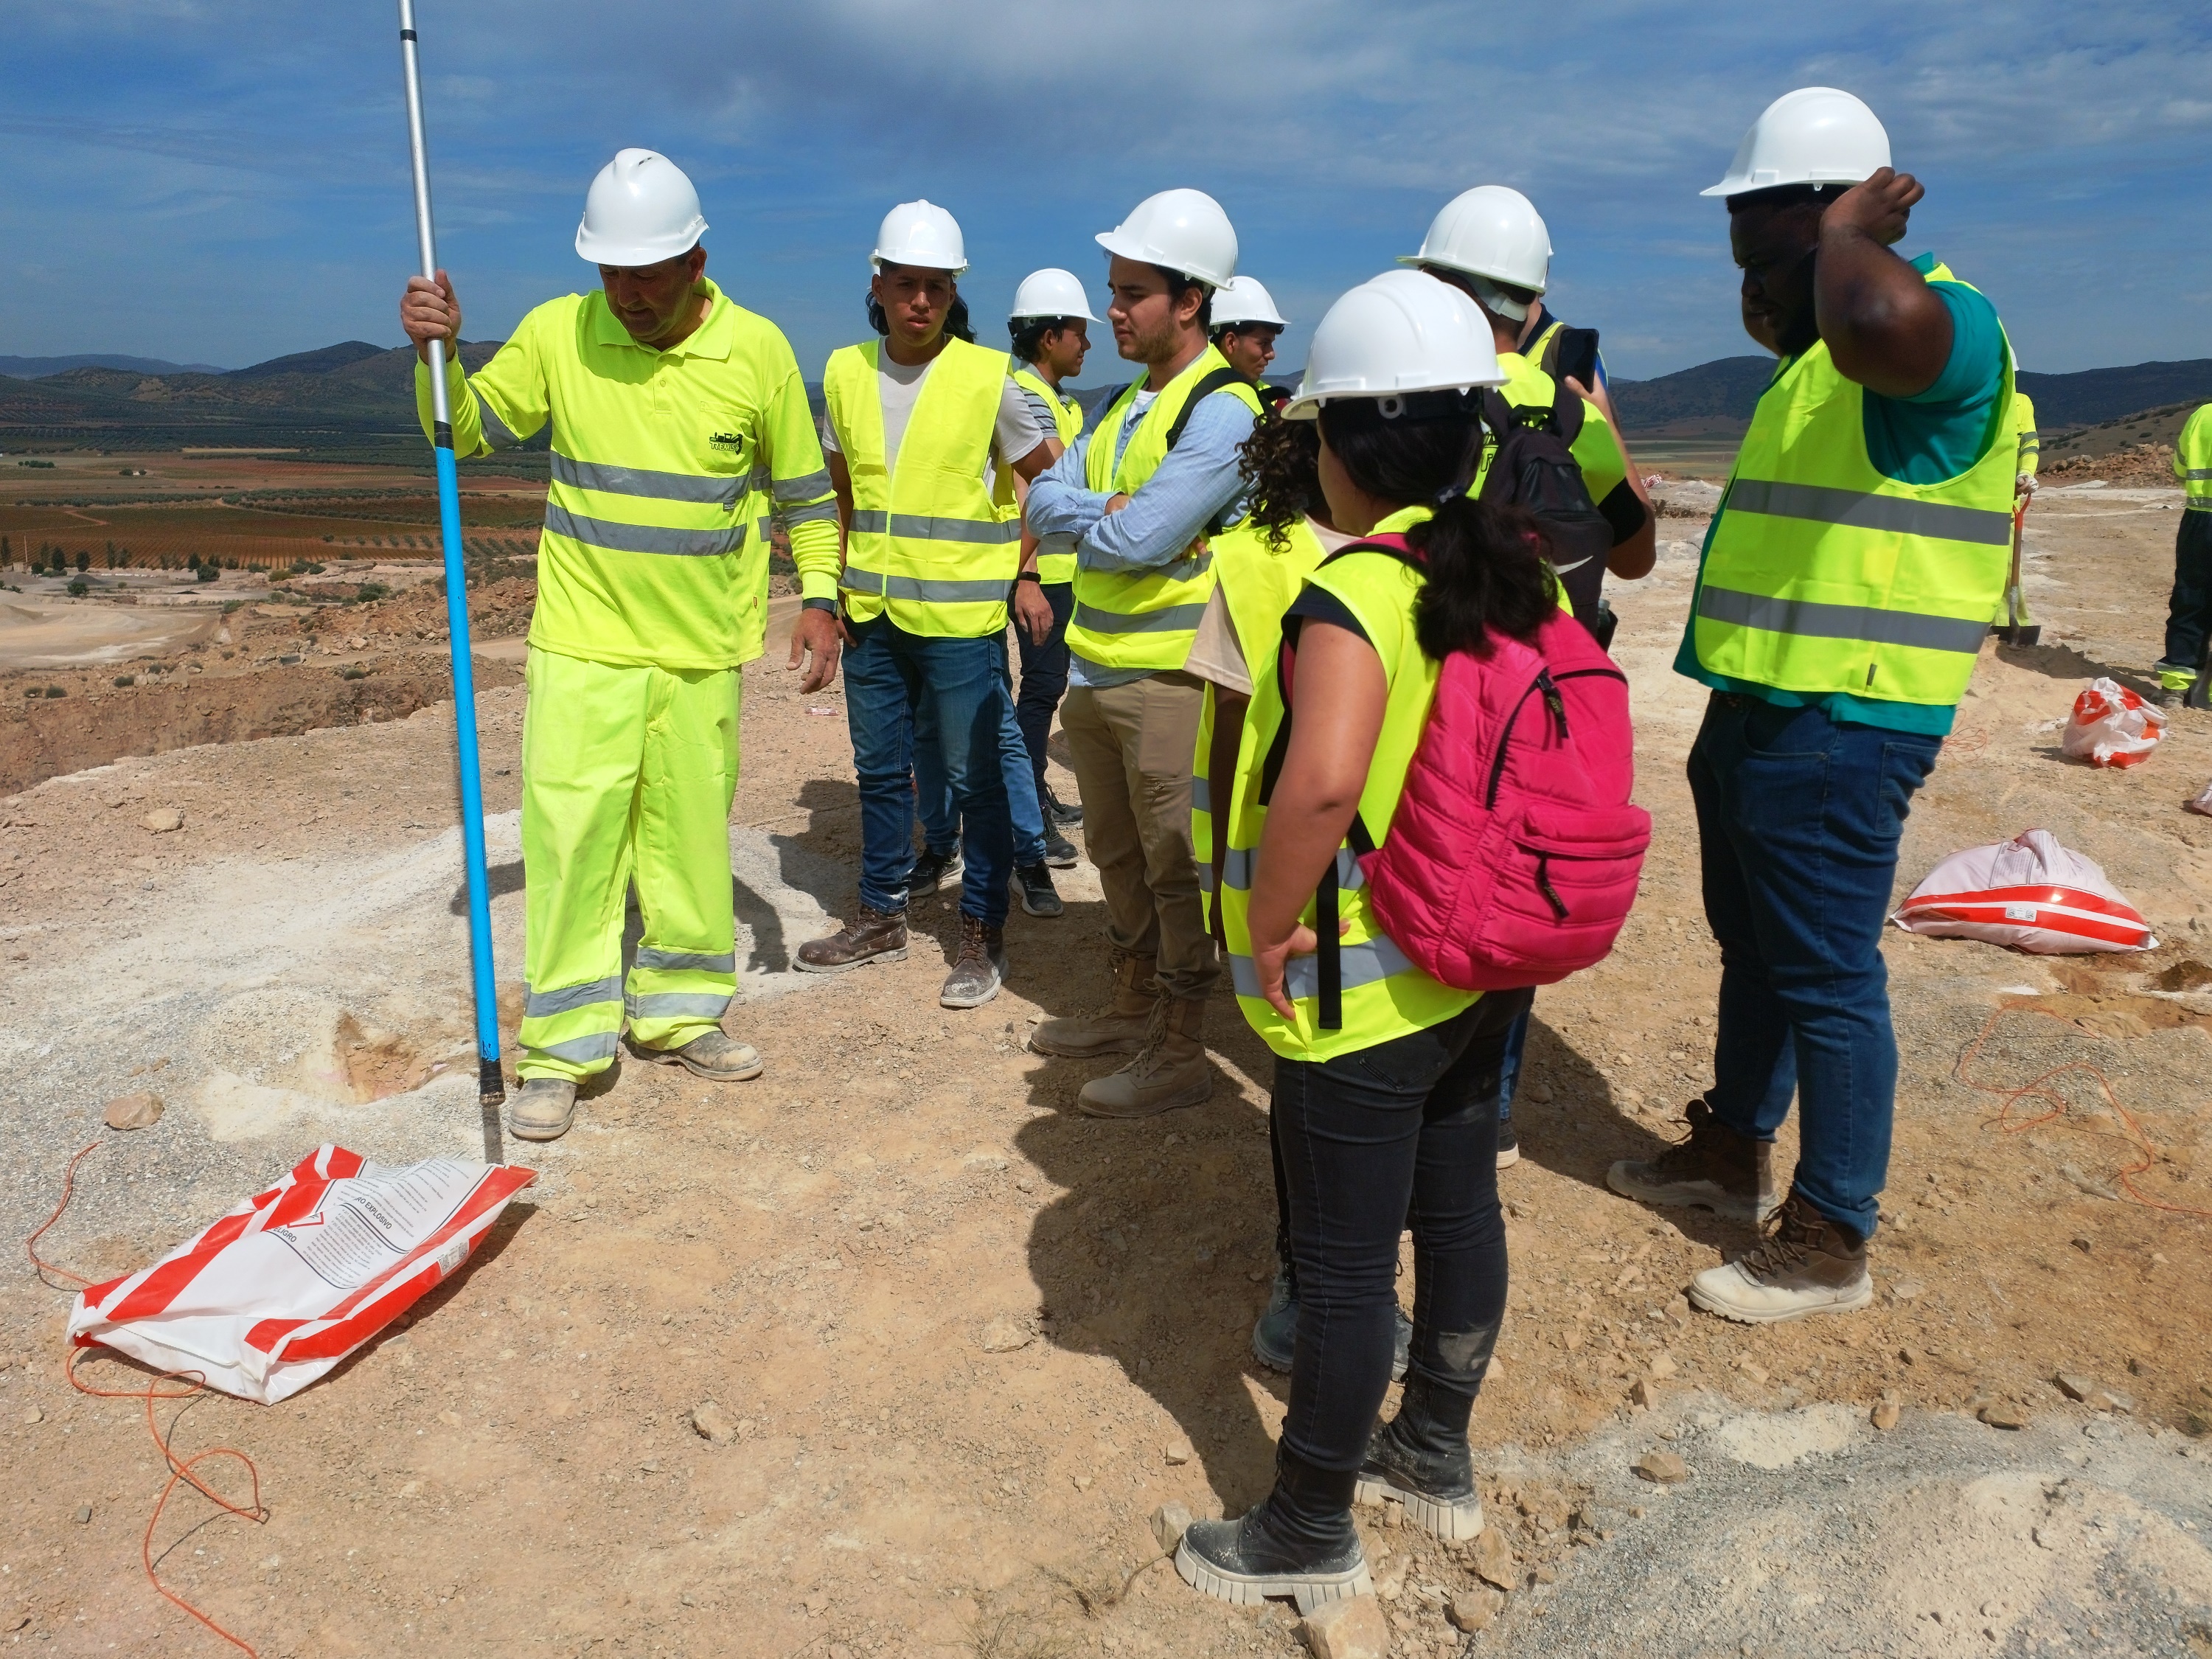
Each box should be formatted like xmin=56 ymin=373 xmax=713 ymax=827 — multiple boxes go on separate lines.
xmin=1094 ymin=229 xmax=1225 ymax=290
xmin=1395 ymin=252 xmax=1548 ymax=296
xmin=1280 ymin=374 xmax=1506 ymax=422
xmin=577 ymin=223 xmax=707 ymax=268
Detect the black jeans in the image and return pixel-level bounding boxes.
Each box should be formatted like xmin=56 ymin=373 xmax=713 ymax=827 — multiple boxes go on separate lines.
xmin=1272 ymin=988 xmax=1533 ymax=1474
xmin=2164 ymin=509 xmax=2212 ymax=670
xmin=1014 ymin=580 xmax=1074 ymax=801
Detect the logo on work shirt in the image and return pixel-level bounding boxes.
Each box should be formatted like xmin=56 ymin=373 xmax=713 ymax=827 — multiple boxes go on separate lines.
xmin=709 ymin=430 xmax=744 ymax=453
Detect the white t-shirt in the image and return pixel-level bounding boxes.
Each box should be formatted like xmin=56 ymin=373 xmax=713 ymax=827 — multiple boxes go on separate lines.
xmin=821 ymin=353 xmax=1045 ymax=482
xmin=1186 ymin=518 xmax=1357 ymax=695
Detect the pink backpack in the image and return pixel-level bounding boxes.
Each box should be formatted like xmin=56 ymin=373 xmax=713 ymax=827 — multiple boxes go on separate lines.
xmin=1291 ymin=535 xmax=1649 ymax=1018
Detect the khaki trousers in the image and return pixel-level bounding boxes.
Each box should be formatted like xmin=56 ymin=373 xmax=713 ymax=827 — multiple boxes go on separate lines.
xmin=1060 ymin=671 xmax=1218 ymax=1001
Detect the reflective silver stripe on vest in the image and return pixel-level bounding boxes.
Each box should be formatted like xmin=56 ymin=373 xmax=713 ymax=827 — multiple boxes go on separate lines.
xmin=533 ymin=1031 xmax=621 ymax=1065
xmin=543 ymin=503 xmax=746 ymax=558
xmin=1073 ymin=599 xmax=1211 ymax=636
xmin=846 ymin=509 xmax=1020 ymax=545
xmin=553 ymin=453 xmax=742 ymax=507
xmin=633 ymin=948 xmax=737 ymax=975
xmin=625 ymin=990 xmax=734 ymax=1020
xmin=476 ymin=394 xmax=522 ymax=451
xmin=522 ymin=975 xmax=625 ymax=1018
xmin=838 ymin=566 xmax=1012 ymax=603
xmin=1214 ymin=846 xmax=1363 ymax=893
xmin=2188 ymin=469 xmax=2212 ymax=480
xmin=1697 ymin=584 xmax=1991 ymax=655
xmin=772 ymin=467 xmax=834 ymax=503
xmin=1228 ymin=935 xmax=1413 ymax=1004
xmin=779 ymin=499 xmax=840 ymax=527
xmin=1191 ymin=776 xmax=1211 ymax=814
xmin=1728 ymin=479 xmax=2013 ymax=546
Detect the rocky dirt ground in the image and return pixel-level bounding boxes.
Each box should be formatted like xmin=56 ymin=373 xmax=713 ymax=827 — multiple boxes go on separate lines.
xmin=1 ymin=481 xmax=2208 ymax=1658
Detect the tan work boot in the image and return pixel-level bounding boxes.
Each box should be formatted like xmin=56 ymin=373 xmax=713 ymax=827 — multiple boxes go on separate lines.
xmin=1029 ymin=951 xmax=1159 ymax=1057
xmin=1077 ymin=998 xmax=1212 ymax=1119
xmin=1606 ymin=1098 xmax=1779 ymax=1222
xmin=508 ymin=1077 xmax=578 ymax=1142
xmin=628 ymin=1029 xmax=763 ymax=1081
xmin=1688 ymin=1190 xmax=1873 ymax=1324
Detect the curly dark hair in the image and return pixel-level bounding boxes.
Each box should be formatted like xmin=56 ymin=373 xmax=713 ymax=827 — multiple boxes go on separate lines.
xmin=1236 ymin=405 xmax=1326 ymax=552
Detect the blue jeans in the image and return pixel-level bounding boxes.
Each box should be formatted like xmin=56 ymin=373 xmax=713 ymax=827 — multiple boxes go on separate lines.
xmin=1688 ymin=692 xmax=1941 ymax=1239
xmin=916 ymin=632 xmax=1047 ymax=867
xmin=843 ymin=615 xmax=1012 ymax=928
xmin=1015 ymin=580 xmax=1074 ymax=801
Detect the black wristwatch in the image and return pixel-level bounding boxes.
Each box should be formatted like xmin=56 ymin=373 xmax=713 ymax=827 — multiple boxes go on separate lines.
xmin=801 ymin=597 xmax=838 ymax=613
xmin=1015 ymin=571 xmax=1043 ymax=585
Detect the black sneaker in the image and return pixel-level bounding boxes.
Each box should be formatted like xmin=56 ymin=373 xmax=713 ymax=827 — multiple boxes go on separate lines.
xmin=1014 ymin=862 xmax=1063 ymax=919
xmin=1045 ymin=787 xmax=1084 ymax=827
xmin=909 ymin=844 xmax=961 ymax=893
xmin=1041 ymin=826 xmax=1079 ymax=869
xmin=1497 ymin=1110 xmax=1520 ymax=1171
xmin=1251 ymin=1265 xmax=1410 ymax=1382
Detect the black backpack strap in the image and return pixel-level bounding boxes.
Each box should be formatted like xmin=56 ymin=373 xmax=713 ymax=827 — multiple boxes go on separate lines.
xmin=1164 ymin=366 xmax=1257 ymax=451
xmin=1552 ymin=383 xmax=1587 ymax=446
xmin=1315 ymin=859 xmax=1342 ymax=1030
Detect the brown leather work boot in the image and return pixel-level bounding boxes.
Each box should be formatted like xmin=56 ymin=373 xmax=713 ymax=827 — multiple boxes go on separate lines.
xmin=795 ymin=905 xmax=909 ymax=974
xmin=1688 ymin=1190 xmax=1872 ymax=1324
xmin=939 ymin=915 xmax=1006 ymax=1009
xmin=1605 ymin=1098 xmax=1778 ymax=1222
xmin=1029 ymin=950 xmax=1160 ymax=1057
xmin=1077 ymin=997 xmax=1212 ymax=1119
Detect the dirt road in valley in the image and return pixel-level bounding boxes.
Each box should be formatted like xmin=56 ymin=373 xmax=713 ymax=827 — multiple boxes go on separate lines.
xmin=1 ymin=481 xmax=2208 ymax=1658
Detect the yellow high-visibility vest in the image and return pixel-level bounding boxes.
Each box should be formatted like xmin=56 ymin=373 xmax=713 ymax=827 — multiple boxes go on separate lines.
xmin=824 ymin=338 xmax=1021 ymax=638
xmin=1219 ymin=504 xmax=1479 ymax=1061
xmin=1692 ymin=261 xmax=2015 ymax=709
xmin=2011 ymin=390 xmax=2039 ymax=481
xmin=416 ymin=279 xmax=838 ymax=671
xmin=1009 ymin=366 xmax=1084 ymax=583
xmin=1067 ymin=346 xmax=1262 ymax=671
xmin=2174 ymin=403 xmax=2212 ymax=512
xmin=1193 ymin=517 xmax=1327 ymax=914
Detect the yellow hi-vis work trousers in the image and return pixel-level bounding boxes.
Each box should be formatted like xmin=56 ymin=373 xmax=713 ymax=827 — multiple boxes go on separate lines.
xmin=518 ymin=647 xmax=740 ymax=1082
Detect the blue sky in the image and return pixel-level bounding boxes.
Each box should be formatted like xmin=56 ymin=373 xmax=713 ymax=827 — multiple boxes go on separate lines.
xmin=4 ymin=1 xmax=2208 ymax=380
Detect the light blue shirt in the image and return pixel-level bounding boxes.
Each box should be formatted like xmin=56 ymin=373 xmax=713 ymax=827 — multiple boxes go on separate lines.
xmin=1026 ymin=384 xmax=1258 ymax=687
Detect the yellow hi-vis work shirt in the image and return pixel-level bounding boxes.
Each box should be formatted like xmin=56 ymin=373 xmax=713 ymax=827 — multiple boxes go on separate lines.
xmin=416 ymin=279 xmax=840 ymax=671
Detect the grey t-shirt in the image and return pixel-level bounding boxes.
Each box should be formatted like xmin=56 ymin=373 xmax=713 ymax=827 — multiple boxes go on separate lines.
xmin=821 ymin=354 xmax=1045 ymax=481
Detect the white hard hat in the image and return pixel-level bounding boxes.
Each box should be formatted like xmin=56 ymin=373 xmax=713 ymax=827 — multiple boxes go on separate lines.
xmin=1399 ymin=185 xmax=1551 ymax=295
xmin=872 ymin=200 xmax=967 ymax=274
xmin=575 ymin=148 xmax=708 ymax=268
xmin=1095 ymin=189 xmax=1237 ymax=291
xmin=1211 ymin=275 xmax=1288 ymax=330
xmin=1703 ymin=87 xmax=1891 ymax=198
xmin=1009 ymin=268 xmax=1101 ymax=323
xmin=1281 ymin=271 xmax=1504 ymax=421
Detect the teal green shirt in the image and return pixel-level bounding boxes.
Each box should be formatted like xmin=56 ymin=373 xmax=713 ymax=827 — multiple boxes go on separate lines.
xmin=1674 ymin=254 xmax=2008 ymax=735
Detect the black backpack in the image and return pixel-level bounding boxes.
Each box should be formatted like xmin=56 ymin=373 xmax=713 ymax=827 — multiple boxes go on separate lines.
xmin=1476 ymin=386 xmax=1617 ymax=649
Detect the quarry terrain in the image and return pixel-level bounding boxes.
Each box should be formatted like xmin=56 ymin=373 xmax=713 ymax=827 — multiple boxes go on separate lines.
xmin=0 ymin=470 xmax=2208 ymax=1658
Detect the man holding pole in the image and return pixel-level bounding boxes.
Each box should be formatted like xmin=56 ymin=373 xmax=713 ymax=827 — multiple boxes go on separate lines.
xmin=400 ymin=147 xmax=841 ymax=1142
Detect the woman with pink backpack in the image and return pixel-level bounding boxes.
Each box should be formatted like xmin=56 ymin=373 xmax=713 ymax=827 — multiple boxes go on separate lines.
xmin=1174 ymin=271 xmax=1646 ymax=1613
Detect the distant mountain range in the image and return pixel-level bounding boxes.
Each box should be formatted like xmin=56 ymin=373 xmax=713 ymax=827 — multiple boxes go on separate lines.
xmin=0 ymin=352 xmax=228 ymax=378
xmin=1607 ymin=355 xmax=2212 ymax=437
xmin=4 ymin=339 xmax=2207 ymax=461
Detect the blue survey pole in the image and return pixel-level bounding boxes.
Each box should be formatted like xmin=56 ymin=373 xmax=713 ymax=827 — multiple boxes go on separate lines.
xmin=397 ymin=0 xmax=504 ymax=1120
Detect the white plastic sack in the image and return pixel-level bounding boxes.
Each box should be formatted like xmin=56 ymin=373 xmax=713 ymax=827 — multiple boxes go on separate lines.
xmin=1891 ymin=828 xmax=2155 ymax=954
xmin=68 ymin=1146 xmax=532 ymax=1405
xmin=2062 ymin=678 xmax=2166 ymax=769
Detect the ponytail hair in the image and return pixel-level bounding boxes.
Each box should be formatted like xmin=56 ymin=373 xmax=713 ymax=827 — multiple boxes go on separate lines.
xmin=1315 ymin=396 xmax=1554 ymax=658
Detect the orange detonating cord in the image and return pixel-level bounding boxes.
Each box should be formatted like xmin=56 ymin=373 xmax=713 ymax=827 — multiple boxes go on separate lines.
xmin=1955 ymin=1003 xmax=2212 ymax=1221
xmin=29 ymin=1140 xmax=266 ymax=1656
